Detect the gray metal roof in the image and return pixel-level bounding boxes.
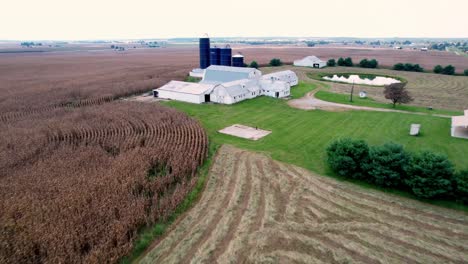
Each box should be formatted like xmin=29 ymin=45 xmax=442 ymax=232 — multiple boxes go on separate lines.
xmin=201 ymin=65 xmax=260 ymax=84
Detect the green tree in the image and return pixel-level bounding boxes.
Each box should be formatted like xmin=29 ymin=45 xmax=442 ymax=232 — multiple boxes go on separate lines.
xmin=433 ymin=65 xmax=443 ymax=74
xmin=464 ymin=69 xmax=468 ymax=76
xmin=326 ymin=138 xmax=369 ymax=179
xmin=442 ymin=65 xmax=455 ymax=75
xmin=337 ymin=57 xmax=345 ymax=66
xmin=383 ymin=82 xmax=413 ymax=108
xmin=368 ymin=59 xmax=378 ymax=68
xmin=327 ymin=59 xmax=336 ymax=67
xmin=453 ymin=170 xmax=468 ymax=204
xmin=269 ymin=58 xmax=282 ymax=67
xmin=359 ymin=59 xmax=369 ymax=68
xmin=404 ymin=151 xmax=455 ymax=199
xmin=344 ymin=57 xmax=353 ymax=67
xmin=393 ymin=63 xmax=405 ymax=71
xmin=363 ymin=143 xmax=410 ymax=187
xmin=249 ymin=61 xmax=259 ymax=69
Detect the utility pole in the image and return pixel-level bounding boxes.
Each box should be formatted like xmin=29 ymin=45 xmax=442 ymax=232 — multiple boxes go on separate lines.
xmin=350 ymin=81 xmax=354 ymax=102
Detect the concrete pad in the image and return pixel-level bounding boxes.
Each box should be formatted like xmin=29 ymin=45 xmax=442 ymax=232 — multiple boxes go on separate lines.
xmin=218 ymin=124 xmax=271 ymax=140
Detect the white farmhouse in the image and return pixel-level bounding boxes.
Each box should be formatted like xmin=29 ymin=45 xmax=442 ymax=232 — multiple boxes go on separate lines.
xmin=294 ymin=56 xmax=327 ymax=68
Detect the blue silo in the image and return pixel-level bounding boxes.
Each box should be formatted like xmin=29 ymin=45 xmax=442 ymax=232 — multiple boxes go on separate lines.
xmin=232 ymin=53 xmax=244 ymax=67
xmin=220 ymin=45 xmax=232 ymax=66
xmin=199 ymin=35 xmax=210 ymax=69
xmin=210 ymin=47 xmax=221 ymax=65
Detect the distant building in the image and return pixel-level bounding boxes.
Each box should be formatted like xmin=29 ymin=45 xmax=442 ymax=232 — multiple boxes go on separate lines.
xmin=154 ymin=66 xmax=298 ymax=104
xmin=294 ymin=56 xmax=326 ymax=68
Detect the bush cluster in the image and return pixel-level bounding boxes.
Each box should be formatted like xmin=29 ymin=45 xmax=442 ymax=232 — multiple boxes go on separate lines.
xmin=464 ymin=69 xmax=468 ymax=76
xmin=337 ymin=57 xmax=353 ymax=67
xmin=393 ymin=63 xmax=424 ymax=72
xmin=326 ymin=138 xmax=467 ymax=202
xmin=433 ymin=65 xmax=456 ymax=75
xmin=327 ymin=58 xmax=336 ymax=67
xmin=359 ymin=58 xmax=378 ymax=68
xmin=269 ymin=58 xmax=283 ymax=67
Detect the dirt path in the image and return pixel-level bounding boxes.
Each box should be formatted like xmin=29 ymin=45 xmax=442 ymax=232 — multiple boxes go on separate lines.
xmin=139 ymin=145 xmax=468 ymax=264
xmin=288 ymin=88 xmax=451 ymax=118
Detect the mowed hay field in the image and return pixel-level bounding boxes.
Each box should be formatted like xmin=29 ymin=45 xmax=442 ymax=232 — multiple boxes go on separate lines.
xmin=141 ymin=145 xmax=468 ymax=264
xmin=263 ymin=65 xmax=468 ymax=111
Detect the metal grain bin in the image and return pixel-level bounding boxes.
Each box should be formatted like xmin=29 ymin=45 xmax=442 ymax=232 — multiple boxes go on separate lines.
xmin=220 ymin=45 xmax=232 ymax=66
xmin=199 ymin=35 xmax=210 ymax=69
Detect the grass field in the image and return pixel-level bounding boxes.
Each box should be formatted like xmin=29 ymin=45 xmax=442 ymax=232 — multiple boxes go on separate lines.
xmin=262 ymin=66 xmax=468 ymax=111
xmin=141 ymin=145 xmax=468 ymax=263
xmin=163 ymin=86 xmax=468 ymax=175
xmin=314 ymin=90 xmax=463 ymax=116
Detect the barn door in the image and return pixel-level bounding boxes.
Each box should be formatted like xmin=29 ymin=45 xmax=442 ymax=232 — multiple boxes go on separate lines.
xmin=204 ymin=94 xmax=210 ymax=102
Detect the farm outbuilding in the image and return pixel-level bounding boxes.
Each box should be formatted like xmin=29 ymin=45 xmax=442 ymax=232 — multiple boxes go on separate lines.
xmin=451 ymin=110 xmax=468 ymax=139
xmin=259 ymin=79 xmax=291 ymax=98
xmin=262 ymin=70 xmax=298 ymax=86
xmin=155 ymin=81 xmax=214 ymax=104
xmin=201 ymin=65 xmax=261 ymax=84
xmin=210 ymin=79 xmax=259 ymax=105
xmin=294 ymin=56 xmax=326 ymax=68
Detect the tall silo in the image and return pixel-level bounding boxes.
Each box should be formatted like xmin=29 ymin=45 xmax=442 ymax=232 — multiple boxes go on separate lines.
xmin=220 ymin=44 xmax=232 ymax=66
xmin=232 ymin=53 xmax=244 ymax=67
xmin=210 ymin=46 xmax=221 ymax=65
xmin=199 ymin=34 xmax=210 ymax=69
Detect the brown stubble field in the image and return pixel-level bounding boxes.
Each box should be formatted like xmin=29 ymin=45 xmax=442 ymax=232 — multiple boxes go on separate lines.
xmin=141 ymin=145 xmax=468 ymax=264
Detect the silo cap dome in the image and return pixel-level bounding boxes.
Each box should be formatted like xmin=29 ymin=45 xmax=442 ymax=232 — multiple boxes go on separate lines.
xmin=200 ymin=33 xmax=209 ymax=38
xmin=233 ymin=53 xmax=244 ymax=58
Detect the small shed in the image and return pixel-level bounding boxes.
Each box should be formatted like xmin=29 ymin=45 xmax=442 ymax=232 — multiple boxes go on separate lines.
xmin=155 ymin=81 xmax=214 ymax=104
xmin=451 ymin=110 xmax=468 ymax=139
xmin=294 ymin=56 xmax=326 ymax=68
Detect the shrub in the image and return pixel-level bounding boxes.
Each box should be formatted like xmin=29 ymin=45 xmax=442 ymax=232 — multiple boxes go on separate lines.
xmin=404 ymin=151 xmax=455 ymax=199
xmin=326 ymin=138 xmax=369 ymax=179
xmin=363 ymin=143 xmax=410 ymax=187
xmin=359 ymin=58 xmax=378 ymax=68
xmin=269 ymin=58 xmax=282 ymax=67
xmin=393 ymin=63 xmax=405 ymax=71
xmin=433 ymin=65 xmax=443 ymax=74
xmin=337 ymin=57 xmax=345 ymax=66
xmin=453 ymin=170 xmax=468 ymax=204
xmin=464 ymin=69 xmax=468 ymax=76
xmin=327 ymin=59 xmax=336 ymax=67
xmin=442 ymin=65 xmax=455 ymax=75
xmin=249 ymin=61 xmax=259 ymax=69
xmin=344 ymin=57 xmax=353 ymax=67
xmin=394 ymin=63 xmax=423 ymax=72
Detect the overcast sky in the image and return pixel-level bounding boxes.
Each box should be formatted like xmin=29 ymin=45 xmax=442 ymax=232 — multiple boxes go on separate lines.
xmin=2 ymin=0 xmax=467 ymax=40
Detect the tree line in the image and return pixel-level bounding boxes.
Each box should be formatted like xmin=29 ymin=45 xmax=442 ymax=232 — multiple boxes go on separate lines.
xmin=327 ymin=138 xmax=467 ymax=204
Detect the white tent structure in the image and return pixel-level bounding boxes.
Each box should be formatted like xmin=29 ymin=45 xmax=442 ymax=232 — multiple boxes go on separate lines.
xmin=294 ymin=56 xmax=326 ymax=68
xmin=262 ymin=70 xmax=298 ymax=86
xmin=155 ymin=81 xmax=214 ymax=104
xmin=451 ymin=110 xmax=468 ymax=139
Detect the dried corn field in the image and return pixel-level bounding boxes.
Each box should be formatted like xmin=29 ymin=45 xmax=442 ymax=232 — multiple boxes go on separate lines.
xmin=141 ymin=145 xmax=468 ymax=264
xmin=0 ymin=102 xmax=208 ymax=263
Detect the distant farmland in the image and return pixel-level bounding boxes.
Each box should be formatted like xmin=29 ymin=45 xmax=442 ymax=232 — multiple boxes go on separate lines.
xmin=141 ymin=145 xmax=468 ymax=263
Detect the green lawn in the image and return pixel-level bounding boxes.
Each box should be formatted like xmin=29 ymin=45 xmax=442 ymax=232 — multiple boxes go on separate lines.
xmin=315 ymin=90 xmax=463 ymax=116
xmin=163 ymin=85 xmax=468 ymax=176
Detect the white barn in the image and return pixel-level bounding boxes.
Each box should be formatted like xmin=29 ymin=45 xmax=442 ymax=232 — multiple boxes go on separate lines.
xmin=155 ymin=81 xmax=214 ymax=104
xmin=201 ymin=65 xmax=261 ymax=84
xmin=451 ymin=110 xmax=468 ymax=139
xmin=262 ymin=70 xmax=298 ymax=86
xmin=294 ymin=56 xmax=326 ymax=68
xmin=154 ymin=65 xmax=295 ymax=104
